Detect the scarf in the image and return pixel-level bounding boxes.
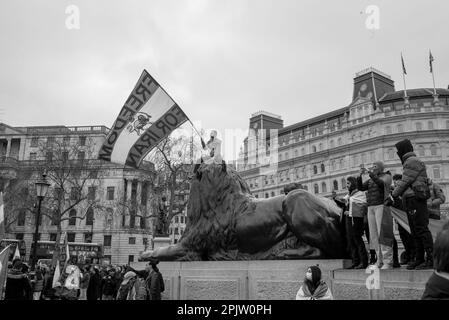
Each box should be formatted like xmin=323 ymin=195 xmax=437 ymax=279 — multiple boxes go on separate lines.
xmin=301 ymin=280 xmax=329 ymax=300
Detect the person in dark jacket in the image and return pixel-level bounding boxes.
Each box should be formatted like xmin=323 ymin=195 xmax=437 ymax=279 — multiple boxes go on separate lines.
xmin=358 ymin=161 xmax=393 ymax=268
xmin=101 ymin=270 xmax=117 ymax=300
xmin=87 ymin=266 xmax=101 ymax=300
xmin=4 ymin=260 xmax=32 ymax=300
xmin=146 ymin=258 xmax=164 ymax=300
xmin=422 ymin=222 xmax=449 ymax=299
xmin=333 ymin=177 xmax=368 ymax=269
xmin=388 ymin=139 xmax=433 ymax=270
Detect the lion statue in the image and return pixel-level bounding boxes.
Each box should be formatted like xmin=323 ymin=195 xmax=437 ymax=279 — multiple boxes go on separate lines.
xmin=141 ymin=163 xmax=345 ymax=261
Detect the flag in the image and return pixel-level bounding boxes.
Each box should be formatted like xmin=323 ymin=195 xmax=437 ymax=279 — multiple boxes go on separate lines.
xmin=401 ymin=53 xmax=407 ymax=75
xmin=98 ymin=69 xmax=189 ymax=169
xmin=429 ymin=50 xmax=434 ymax=73
xmin=391 ymin=206 xmax=445 ymax=240
xmin=0 ymin=192 xmax=5 ymax=240
xmin=52 ymin=261 xmax=61 ymax=288
xmin=13 ymin=244 xmax=20 ymax=260
xmin=0 ymin=245 xmax=12 ymax=299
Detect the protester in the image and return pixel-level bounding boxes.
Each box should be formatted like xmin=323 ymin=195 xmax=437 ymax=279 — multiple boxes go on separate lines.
xmin=87 ymin=266 xmax=101 ymax=300
xmin=295 ymin=265 xmax=333 ymax=300
xmin=387 ymin=139 xmax=434 ymax=270
xmin=427 ymin=179 xmax=446 ymax=220
xmin=116 ymin=271 xmax=137 ymax=300
xmin=4 ymin=259 xmax=32 ymax=300
xmin=146 ymin=258 xmax=165 ymax=300
xmin=101 ymin=269 xmax=117 ymax=300
xmin=31 ymin=266 xmax=44 ymax=300
xmin=333 ymin=177 xmax=368 ymax=269
xmin=79 ymin=265 xmax=90 ymax=300
xmin=392 ymin=174 xmax=416 ymax=265
xmin=41 ymin=267 xmax=56 ymax=300
xmin=422 ymin=222 xmax=449 ymax=299
xmin=358 ymin=162 xmax=394 ymax=269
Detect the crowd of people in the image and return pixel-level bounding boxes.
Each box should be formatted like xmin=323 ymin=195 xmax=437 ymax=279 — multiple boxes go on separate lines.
xmin=3 ymin=257 xmax=164 ymax=301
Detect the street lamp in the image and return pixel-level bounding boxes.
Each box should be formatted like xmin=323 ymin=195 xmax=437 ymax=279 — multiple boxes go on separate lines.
xmin=31 ymin=173 xmax=50 ymax=270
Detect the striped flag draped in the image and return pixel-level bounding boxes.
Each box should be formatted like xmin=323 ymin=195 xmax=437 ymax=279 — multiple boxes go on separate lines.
xmin=429 ymin=50 xmax=434 ymax=73
xmin=401 ymin=53 xmax=407 ymax=75
xmin=0 ymin=245 xmax=11 ymax=299
xmin=98 ymin=70 xmax=189 ymax=169
xmin=0 ymin=192 xmax=5 ymax=240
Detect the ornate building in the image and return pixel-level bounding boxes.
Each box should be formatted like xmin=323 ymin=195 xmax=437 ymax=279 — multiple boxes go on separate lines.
xmin=0 ymin=124 xmax=157 ymax=265
xmin=237 ymin=67 xmax=449 ymax=215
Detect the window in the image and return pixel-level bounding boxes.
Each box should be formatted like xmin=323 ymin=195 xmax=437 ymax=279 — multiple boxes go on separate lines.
xmin=129 ymin=237 xmax=136 ymax=245
xmin=79 ymin=136 xmax=86 ymax=146
xmin=313 ymin=165 xmax=318 ymax=175
xmin=416 ymin=122 xmax=422 ymax=131
xmin=107 ymin=187 xmax=115 ymax=200
xmin=321 ymin=164 xmax=325 ymax=173
xmin=62 ymin=151 xmax=69 ymax=161
xmin=69 ymin=209 xmax=77 ymax=226
xmin=70 ymin=188 xmax=79 ymax=200
xmin=279 ymin=154 xmax=282 ymax=162
xmin=17 ymin=210 xmax=26 ymax=226
xmin=46 ymin=137 xmax=55 ymax=147
xmin=370 ymin=152 xmax=375 ymax=162
xmin=330 ymin=140 xmax=335 ymax=148
xmin=30 ymin=137 xmax=38 ymax=147
xmin=338 ymin=138 xmax=342 ymax=146
xmin=271 ymin=191 xmax=275 ymax=197
xmin=128 ymin=255 xmax=134 ymax=263
xmin=86 ymin=208 xmax=94 ymax=226
xmin=301 ymin=148 xmax=305 ymax=155
xmin=175 ymin=216 xmax=179 ymax=223
xmin=46 ymin=152 xmax=53 ymax=162
xmin=104 ymin=235 xmax=112 ymax=247
xmin=314 ymin=184 xmax=319 ymax=194
xmin=129 ymin=211 xmax=136 ymax=228
xmin=78 ymin=151 xmax=85 ymax=160
xmin=312 ymin=146 xmax=317 ymax=153
xmin=340 ymin=158 xmax=345 ymax=169
xmin=418 ymin=145 xmax=425 ymax=157
xmin=143 ymin=238 xmax=148 ymax=246
xmin=361 ymin=153 xmax=367 ymax=164
xmin=428 ymin=121 xmax=434 ymax=130
xmin=385 ymin=126 xmax=392 ymax=134
xmin=433 ymin=167 xmax=441 ymax=179
xmin=321 ymin=182 xmax=327 ymax=193
xmin=29 ymin=153 xmax=37 ymax=160
xmin=103 ymin=255 xmax=112 ymax=264
xmin=333 ymin=180 xmax=339 ymax=191
xmin=84 ymin=233 xmax=93 ymax=243
xmin=294 ymin=149 xmax=298 ymax=157
xmin=430 ymin=144 xmax=437 ymax=156
xmin=397 ymin=124 xmax=404 ymax=133
xmin=303 ymin=185 xmax=308 ymax=191
xmin=319 ymin=143 xmax=323 ymax=151
xmin=341 ymin=178 xmax=347 ymax=189
xmin=88 ymin=187 xmax=96 ymax=201
xmin=446 ymin=120 xmax=449 ymax=129
xmin=285 ymin=152 xmax=289 ymax=160
xmin=388 ymin=149 xmax=395 ymax=160
xmin=33 ymin=233 xmax=41 ymax=242
xmin=49 ymin=233 xmax=57 ymax=242
xmin=67 ymin=233 xmax=76 ymax=242
xmin=15 ymin=233 xmax=24 ymax=240
xmin=63 ymin=136 xmax=71 ymax=144
xmin=265 ymin=193 xmax=269 ymax=198
xmin=51 ymin=210 xmax=58 ymax=225
xmin=140 ymin=216 xmax=146 ymax=229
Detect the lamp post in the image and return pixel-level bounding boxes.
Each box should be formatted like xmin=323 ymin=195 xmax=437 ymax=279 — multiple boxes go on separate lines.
xmin=31 ymin=173 xmax=50 ymax=271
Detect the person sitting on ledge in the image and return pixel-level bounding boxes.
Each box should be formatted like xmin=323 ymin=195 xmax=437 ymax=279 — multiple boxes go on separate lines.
xmin=422 ymin=221 xmax=449 ymax=300
xmin=296 ymin=265 xmax=333 ymax=300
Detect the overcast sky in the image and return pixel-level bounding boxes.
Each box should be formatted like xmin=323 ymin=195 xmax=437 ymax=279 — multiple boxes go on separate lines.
xmin=1 ymin=0 xmax=448 ymax=137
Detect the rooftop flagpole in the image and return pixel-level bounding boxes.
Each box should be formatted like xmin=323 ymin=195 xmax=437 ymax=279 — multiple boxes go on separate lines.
xmin=401 ymin=52 xmax=410 ymax=107
xmin=429 ymin=50 xmax=439 ymax=105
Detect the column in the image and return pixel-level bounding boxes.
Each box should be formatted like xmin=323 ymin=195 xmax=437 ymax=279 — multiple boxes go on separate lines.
xmin=5 ymin=138 xmax=11 ymax=157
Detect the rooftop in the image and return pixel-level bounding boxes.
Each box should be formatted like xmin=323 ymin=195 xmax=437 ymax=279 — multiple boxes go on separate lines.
xmin=379 ymin=88 xmax=449 ymax=103
xmin=250 ymin=110 xmax=282 ymax=119
xmin=355 ymin=67 xmax=392 ymax=79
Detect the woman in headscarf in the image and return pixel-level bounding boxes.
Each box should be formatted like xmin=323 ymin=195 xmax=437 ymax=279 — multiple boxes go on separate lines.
xmin=295 ymin=266 xmax=333 ymax=300
xmin=116 ymin=271 xmax=137 ymax=300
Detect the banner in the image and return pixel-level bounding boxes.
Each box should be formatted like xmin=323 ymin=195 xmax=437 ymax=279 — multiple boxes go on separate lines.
xmin=0 ymin=245 xmax=11 ymax=299
xmin=0 ymin=192 xmax=5 ymax=240
xmin=99 ymin=69 xmax=189 ymax=168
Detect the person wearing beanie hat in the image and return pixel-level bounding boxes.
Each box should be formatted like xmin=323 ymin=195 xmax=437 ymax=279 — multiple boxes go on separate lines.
xmin=389 ymin=139 xmax=433 ymax=270
xmin=333 ymin=177 xmax=368 ymax=269
xmin=357 ymin=161 xmax=393 ymax=269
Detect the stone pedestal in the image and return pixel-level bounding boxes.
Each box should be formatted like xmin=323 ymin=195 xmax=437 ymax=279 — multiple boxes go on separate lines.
xmin=153 ymin=237 xmax=171 ymax=251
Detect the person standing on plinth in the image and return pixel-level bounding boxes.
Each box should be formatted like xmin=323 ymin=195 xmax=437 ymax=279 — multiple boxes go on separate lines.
xmin=193 ymin=130 xmax=224 ymax=175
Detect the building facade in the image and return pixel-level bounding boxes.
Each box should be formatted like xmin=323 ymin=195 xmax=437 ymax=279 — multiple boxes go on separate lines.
xmin=0 ymin=124 xmax=158 ymax=265
xmin=237 ymin=67 xmax=449 ymax=216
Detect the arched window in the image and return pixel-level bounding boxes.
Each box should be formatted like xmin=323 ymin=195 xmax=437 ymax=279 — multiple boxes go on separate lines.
xmin=338 ymin=137 xmax=342 ymax=146
xmin=303 ymin=185 xmax=308 ymax=191
xmin=333 ymin=180 xmax=338 ymax=191
xmin=321 ymin=182 xmax=327 ymax=193
xmin=319 ymin=143 xmax=323 ymax=151
xmin=313 ymin=165 xmax=318 ymax=174
xmin=69 ymin=209 xmax=77 ymax=226
xmin=341 ymin=178 xmax=347 ymax=189
xmin=86 ymin=208 xmax=94 ymax=226
xmin=314 ymin=184 xmax=319 ymax=194
xmin=331 ymin=160 xmax=335 ymax=170
xmin=388 ymin=148 xmax=395 ymax=160
xmin=418 ymin=145 xmax=425 ymax=157
xmin=370 ymin=151 xmax=375 ymax=162
xmin=279 ymin=154 xmax=283 ymax=161
xmin=397 ymin=124 xmax=404 ymax=133
xmin=271 ymin=191 xmax=275 ymax=197
xmin=294 ymin=149 xmax=298 ymax=157
xmin=312 ymin=145 xmax=317 ymax=153
xmin=285 ymin=152 xmax=289 ymax=160
xmin=430 ymin=144 xmax=437 ymax=156
xmin=301 ymin=148 xmax=305 ymax=155
xmin=340 ymin=158 xmax=345 ymax=168
xmin=330 ymin=140 xmax=335 ymax=148
xmin=428 ymin=121 xmax=434 ymax=130
xmin=415 ymin=122 xmax=422 ymax=131
xmin=265 ymin=193 xmax=269 ymax=198
xmin=361 ymin=153 xmax=367 ymax=164
xmin=433 ymin=167 xmax=441 ymax=179
xmin=385 ymin=126 xmax=392 ymax=134
xmin=321 ymin=164 xmax=325 ymax=173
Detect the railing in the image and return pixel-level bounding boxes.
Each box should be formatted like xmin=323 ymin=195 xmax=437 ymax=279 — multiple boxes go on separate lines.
xmin=26 ymin=125 xmax=110 ymax=135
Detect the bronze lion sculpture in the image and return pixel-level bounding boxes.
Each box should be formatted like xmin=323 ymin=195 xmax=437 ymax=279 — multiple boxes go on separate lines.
xmin=141 ymin=163 xmax=345 ymax=261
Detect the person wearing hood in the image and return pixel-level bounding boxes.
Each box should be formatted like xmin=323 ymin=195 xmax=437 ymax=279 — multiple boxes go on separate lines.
xmin=333 ymin=176 xmax=368 ymax=269
xmin=296 ymin=265 xmax=333 ymax=300
xmin=422 ymin=222 xmax=449 ymax=299
xmin=357 ymin=161 xmax=393 ymax=269
xmin=4 ymin=259 xmax=32 ymax=300
xmin=116 ymin=271 xmax=137 ymax=300
xmin=387 ymin=139 xmax=433 ymax=270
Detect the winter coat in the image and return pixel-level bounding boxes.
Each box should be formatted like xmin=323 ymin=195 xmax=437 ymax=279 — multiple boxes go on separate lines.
xmin=428 ymin=182 xmax=446 ymax=218
xmin=87 ymin=272 xmax=101 ymax=300
xmin=116 ymin=279 xmax=137 ymax=300
xmin=358 ymin=172 xmax=392 ymax=206
xmin=4 ymin=269 xmax=32 ymax=300
xmin=295 ymin=281 xmax=333 ymax=300
xmin=392 ymin=152 xmax=429 ymax=199
xmin=80 ymin=272 xmax=90 ymax=289
xmin=146 ymin=269 xmax=164 ymax=300
xmin=101 ymin=276 xmax=117 ymax=296
xmin=422 ymin=272 xmax=449 ymax=300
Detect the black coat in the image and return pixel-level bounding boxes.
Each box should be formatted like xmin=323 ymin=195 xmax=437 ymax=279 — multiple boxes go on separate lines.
xmin=87 ymin=272 xmax=101 ymax=300
xmin=4 ymin=270 xmax=32 ymax=300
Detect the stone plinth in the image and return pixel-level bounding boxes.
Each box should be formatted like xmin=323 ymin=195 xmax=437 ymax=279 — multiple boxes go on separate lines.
xmin=153 ymin=237 xmax=171 ymax=251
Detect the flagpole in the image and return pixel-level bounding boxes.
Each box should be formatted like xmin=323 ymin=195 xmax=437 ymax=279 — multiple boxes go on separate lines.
xmin=430 ymin=50 xmax=439 ymax=106
xmin=401 ymin=52 xmax=410 ymax=107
